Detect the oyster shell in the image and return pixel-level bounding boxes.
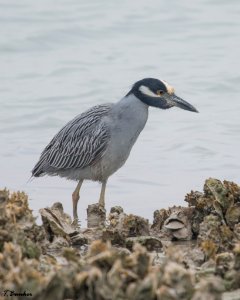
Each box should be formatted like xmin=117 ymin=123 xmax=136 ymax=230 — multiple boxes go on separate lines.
xmin=162 ymin=207 xmax=193 ymax=241
xmin=1 ymin=178 xmax=240 ymax=299
xmin=164 ymin=219 xmax=185 ymax=230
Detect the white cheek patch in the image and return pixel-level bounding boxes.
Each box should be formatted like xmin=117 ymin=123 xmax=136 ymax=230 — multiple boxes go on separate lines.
xmin=161 ymin=79 xmax=175 ymax=95
xmin=139 ymin=85 xmax=160 ymax=97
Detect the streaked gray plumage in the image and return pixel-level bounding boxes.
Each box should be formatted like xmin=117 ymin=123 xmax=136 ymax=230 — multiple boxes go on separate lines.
xmin=32 ymin=78 xmax=198 ymax=220
xmin=32 ymin=104 xmax=112 ymax=177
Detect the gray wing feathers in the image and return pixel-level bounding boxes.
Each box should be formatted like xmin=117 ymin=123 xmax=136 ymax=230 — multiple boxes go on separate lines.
xmin=32 ymin=104 xmax=112 ymax=176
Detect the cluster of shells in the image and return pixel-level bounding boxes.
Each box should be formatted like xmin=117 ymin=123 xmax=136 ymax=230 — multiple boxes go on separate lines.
xmin=0 ymin=178 xmax=240 ymax=300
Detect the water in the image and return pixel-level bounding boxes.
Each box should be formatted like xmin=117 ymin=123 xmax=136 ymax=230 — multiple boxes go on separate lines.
xmin=1 ymin=0 xmax=240 ymax=225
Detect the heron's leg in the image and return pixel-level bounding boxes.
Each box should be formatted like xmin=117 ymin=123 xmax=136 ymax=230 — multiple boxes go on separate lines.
xmin=72 ymin=179 xmax=83 ymax=220
xmin=98 ymin=180 xmax=107 ymax=208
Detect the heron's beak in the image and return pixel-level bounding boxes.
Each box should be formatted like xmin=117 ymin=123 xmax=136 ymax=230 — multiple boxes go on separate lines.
xmin=170 ymin=94 xmax=198 ymax=113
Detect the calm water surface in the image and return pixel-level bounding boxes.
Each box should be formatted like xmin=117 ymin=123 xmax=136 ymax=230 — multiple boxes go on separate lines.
xmin=1 ymin=0 xmax=240 ymax=224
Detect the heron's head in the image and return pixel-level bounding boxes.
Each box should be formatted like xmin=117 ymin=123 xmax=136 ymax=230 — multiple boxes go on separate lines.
xmin=128 ymin=78 xmax=198 ymax=113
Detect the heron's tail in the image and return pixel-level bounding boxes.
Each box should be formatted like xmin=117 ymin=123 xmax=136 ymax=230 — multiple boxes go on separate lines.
xmin=31 ymin=155 xmax=47 ymax=177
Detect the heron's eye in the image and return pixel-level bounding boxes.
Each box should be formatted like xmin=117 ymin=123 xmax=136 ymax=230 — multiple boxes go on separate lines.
xmin=156 ymin=90 xmax=164 ymax=96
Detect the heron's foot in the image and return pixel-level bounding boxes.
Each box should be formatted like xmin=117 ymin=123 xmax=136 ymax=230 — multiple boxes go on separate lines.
xmin=72 ymin=217 xmax=81 ymax=229
xmin=98 ymin=201 xmax=106 ymax=212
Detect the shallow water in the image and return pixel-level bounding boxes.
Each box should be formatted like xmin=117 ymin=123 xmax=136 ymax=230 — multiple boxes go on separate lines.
xmin=1 ymin=0 xmax=240 ymax=224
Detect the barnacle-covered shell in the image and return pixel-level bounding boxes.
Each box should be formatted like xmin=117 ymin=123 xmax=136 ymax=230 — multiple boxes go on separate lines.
xmin=204 ymin=178 xmax=231 ymax=211
xmin=162 ymin=261 xmax=195 ymax=299
xmin=152 ymin=208 xmax=169 ymax=231
xmin=40 ymin=202 xmax=87 ymax=248
xmin=1 ymin=177 xmax=240 ymax=299
xmin=87 ymin=203 xmax=106 ymax=228
xmin=225 ymin=203 xmax=240 ymax=229
xmin=172 ymin=227 xmax=191 ymax=240
xmin=215 ymin=252 xmax=234 ymax=277
xmin=234 ymin=223 xmax=240 ymax=242
xmin=126 ymin=236 xmax=162 ymax=251
xmin=164 ymin=219 xmax=185 ymax=230
xmin=192 ymin=276 xmax=224 ymax=300
xmin=162 ymin=207 xmax=193 ymax=241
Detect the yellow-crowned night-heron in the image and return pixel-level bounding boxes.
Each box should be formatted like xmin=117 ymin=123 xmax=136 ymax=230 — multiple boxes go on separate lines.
xmin=32 ymin=78 xmax=198 ymax=220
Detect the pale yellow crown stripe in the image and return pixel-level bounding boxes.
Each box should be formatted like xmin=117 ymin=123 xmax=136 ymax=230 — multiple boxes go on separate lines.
xmin=139 ymin=80 xmax=175 ymax=97
xmin=139 ymin=85 xmax=160 ymax=97
xmin=161 ymin=80 xmax=175 ymax=95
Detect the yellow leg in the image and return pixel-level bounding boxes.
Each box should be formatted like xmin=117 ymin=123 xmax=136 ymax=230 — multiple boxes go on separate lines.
xmin=72 ymin=180 xmax=83 ymax=220
xmin=98 ymin=180 xmax=107 ymax=208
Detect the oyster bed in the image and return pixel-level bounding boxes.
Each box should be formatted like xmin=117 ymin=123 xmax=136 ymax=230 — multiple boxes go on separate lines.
xmin=0 ymin=178 xmax=240 ymax=300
